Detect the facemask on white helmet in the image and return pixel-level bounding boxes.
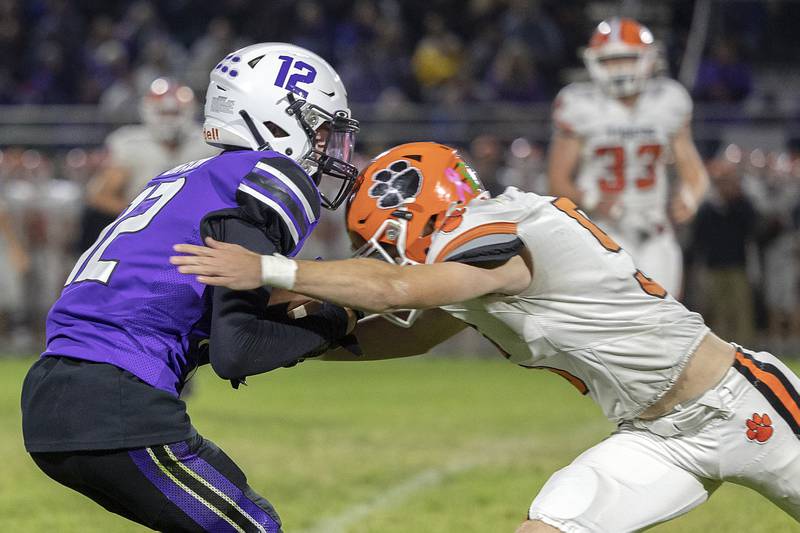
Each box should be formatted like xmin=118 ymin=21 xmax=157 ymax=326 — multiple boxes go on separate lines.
xmin=203 ymin=43 xmax=359 ymax=210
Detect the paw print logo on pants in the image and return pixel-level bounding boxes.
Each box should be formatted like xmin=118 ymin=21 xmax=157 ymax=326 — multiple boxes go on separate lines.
xmin=368 ymin=160 xmax=423 ymax=209
xmin=746 ymin=413 xmax=773 ymax=443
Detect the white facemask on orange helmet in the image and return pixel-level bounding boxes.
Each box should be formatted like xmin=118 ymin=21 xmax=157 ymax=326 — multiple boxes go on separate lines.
xmin=583 ymin=18 xmax=657 ymax=98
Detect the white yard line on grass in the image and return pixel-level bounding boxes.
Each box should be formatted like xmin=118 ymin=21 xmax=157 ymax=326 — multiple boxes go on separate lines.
xmin=298 ymin=435 xmax=538 ymax=533
xmin=299 ymin=456 xmax=482 ymax=533
xmin=299 ymin=422 xmax=609 ymax=533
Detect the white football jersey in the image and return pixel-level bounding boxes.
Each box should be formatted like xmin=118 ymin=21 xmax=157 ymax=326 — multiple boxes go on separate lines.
xmin=427 ymin=187 xmax=708 ymax=422
xmin=105 ymin=125 xmax=218 ymax=201
xmin=553 ymin=77 xmax=692 ymax=232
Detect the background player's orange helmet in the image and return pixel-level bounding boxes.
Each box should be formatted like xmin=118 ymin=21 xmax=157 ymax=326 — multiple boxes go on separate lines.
xmin=346 ymin=142 xmax=485 ymax=266
xmin=583 ymin=17 xmax=657 ymax=97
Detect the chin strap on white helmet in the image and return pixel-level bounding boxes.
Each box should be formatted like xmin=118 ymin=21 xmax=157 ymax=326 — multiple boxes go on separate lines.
xmin=238 ymin=109 xmax=270 ymax=150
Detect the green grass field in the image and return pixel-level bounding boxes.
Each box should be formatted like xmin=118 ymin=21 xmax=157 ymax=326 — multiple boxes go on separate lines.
xmin=1 ymin=355 xmax=798 ymax=532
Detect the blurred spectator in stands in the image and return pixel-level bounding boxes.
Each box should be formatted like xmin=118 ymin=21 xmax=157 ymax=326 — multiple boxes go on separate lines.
xmin=84 ymin=17 xmax=132 ymax=106
xmin=412 ymin=13 xmax=464 ymax=100
xmin=694 ymin=39 xmax=752 ymax=103
xmin=467 ymin=134 xmax=504 ymax=195
xmin=337 ymin=4 xmax=414 ymax=103
xmin=185 ymin=17 xmax=242 ymax=94
xmin=428 ymin=76 xmax=475 ymax=142
xmin=333 ymin=0 xmax=379 ymax=62
xmin=484 ymin=40 xmax=545 ymax=102
xmin=691 ymin=157 xmax=758 ymax=345
xmin=370 ymin=18 xmax=415 ymax=102
xmin=463 ymin=0 xmax=504 ymax=82
xmin=22 ymin=40 xmax=76 ymax=104
xmin=0 ymin=0 xmax=22 ymax=103
xmin=501 ymin=0 xmax=564 ymax=92
xmin=115 ymin=0 xmax=163 ymax=56
xmin=502 ymin=137 xmax=548 ymax=194
xmin=290 ymin=0 xmax=330 ymax=56
xmin=0 ymin=191 xmax=30 ymax=351
xmin=1 ymin=148 xmax=51 ymax=349
xmin=337 ymin=47 xmax=381 ymax=103
xmin=133 ymin=34 xmax=187 ymax=95
xmin=757 ymin=151 xmax=800 ymax=351
xmin=97 ymin=43 xmax=137 ymax=118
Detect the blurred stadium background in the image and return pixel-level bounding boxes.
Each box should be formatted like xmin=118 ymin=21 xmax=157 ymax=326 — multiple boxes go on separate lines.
xmin=1 ymin=0 xmax=800 ymax=354
xmin=2 ymin=0 xmax=800 ymax=531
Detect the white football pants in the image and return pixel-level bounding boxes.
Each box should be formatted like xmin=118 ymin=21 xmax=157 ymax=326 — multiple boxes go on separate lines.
xmin=528 ymin=347 xmax=800 ymax=532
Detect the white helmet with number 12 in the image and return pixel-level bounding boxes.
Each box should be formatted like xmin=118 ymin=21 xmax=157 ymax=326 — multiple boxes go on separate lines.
xmin=203 ymin=43 xmax=359 ymax=209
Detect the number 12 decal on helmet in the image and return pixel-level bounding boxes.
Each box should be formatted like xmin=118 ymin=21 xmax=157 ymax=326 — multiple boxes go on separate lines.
xmin=204 ymin=43 xmax=359 ymax=209
xmin=274 ymin=55 xmax=317 ymax=98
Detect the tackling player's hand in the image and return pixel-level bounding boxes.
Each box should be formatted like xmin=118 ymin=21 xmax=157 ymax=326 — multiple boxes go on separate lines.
xmin=171 ymin=237 xmax=263 ymax=290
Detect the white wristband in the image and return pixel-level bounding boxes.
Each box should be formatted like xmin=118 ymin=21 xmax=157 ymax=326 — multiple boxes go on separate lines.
xmin=260 ymin=254 xmax=297 ymax=289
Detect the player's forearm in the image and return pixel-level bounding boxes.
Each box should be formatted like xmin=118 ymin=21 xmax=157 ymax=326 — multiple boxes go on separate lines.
xmin=209 ymin=287 xmax=350 ymax=379
xmin=289 ymin=257 xmax=521 ymax=312
xmin=292 ymin=258 xmax=418 ymax=313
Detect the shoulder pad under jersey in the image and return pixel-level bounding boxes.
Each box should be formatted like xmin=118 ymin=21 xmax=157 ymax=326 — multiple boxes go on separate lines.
xmin=647 ymin=77 xmax=693 ymax=131
xmin=235 ymin=152 xmax=321 ymax=255
xmin=551 ymin=82 xmax=599 ymax=137
xmin=427 ymin=190 xmax=524 ymax=265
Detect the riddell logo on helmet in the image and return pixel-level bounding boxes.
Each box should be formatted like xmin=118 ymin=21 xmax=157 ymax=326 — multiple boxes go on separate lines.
xmin=203 ymin=128 xmax=220 ymax=141
xmin=368 ymin=160 xmax=423 ymax=209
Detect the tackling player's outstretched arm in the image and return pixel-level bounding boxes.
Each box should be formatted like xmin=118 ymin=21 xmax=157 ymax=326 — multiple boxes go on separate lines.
xmin=671 ymin=124 xmax=708 ymax=224
xmin=171 ymin=237 xmax=533 ymax=313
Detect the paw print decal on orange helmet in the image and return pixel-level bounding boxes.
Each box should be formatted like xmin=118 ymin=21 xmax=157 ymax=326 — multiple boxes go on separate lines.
xmin=746 ymin=413 xmax=774 ymax=443
xmin=368 ymin=160 xmax=423 ymax=209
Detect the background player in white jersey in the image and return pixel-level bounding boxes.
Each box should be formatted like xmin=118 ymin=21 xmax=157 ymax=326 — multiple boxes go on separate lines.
xmin=172 ymin=142 xmax=800 ymax=532
xmin=81 ymin=78 xmax=217 ymax=248
xmin=548 ymin=17 xmax=708 ymax=297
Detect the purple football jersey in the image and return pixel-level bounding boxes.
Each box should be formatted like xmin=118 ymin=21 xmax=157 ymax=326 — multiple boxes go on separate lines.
xmin=43 ymin=150 xmax=321 ymax=395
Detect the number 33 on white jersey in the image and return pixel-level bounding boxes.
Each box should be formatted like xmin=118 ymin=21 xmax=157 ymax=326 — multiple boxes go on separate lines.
xmin=553 ymin=77 xmax=692 ymax=227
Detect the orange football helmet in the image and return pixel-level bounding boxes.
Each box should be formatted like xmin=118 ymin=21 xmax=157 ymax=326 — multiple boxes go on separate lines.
xmin=347 ymin=141 xmax=485 ymax=267
xmin=583 ymin=17 xmax=657 ymax=97
xmin=346 ymin=142 xmax=485 ymax=327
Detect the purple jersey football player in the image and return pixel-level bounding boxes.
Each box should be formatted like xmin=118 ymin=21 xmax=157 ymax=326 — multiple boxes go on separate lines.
xmin=21 ymin=43 xmax=359 ymax=533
